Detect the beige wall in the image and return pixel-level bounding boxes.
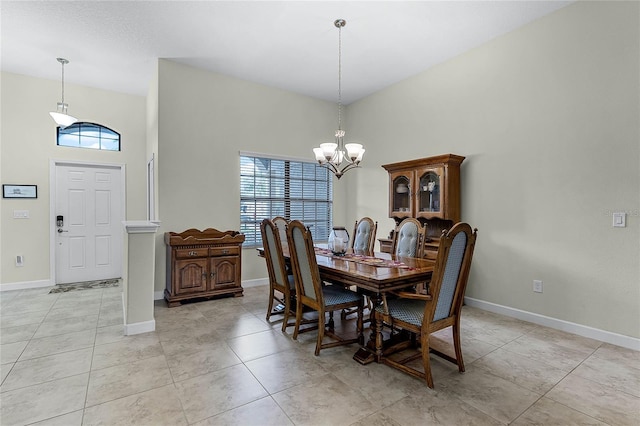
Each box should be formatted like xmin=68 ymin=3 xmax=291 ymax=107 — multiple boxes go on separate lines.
xmin=153 ymin=59 xmax=348 ymax=292
xmin=2 ymin=1 xmax=637 ymax=342
xmin=0 ymin=72 xmax=147 ymax=286
xmin=347 ymin=1 xmax=639 ymax=338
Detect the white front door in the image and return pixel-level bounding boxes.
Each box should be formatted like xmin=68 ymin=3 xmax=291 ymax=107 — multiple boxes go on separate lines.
xmin=55 ymin=163 xmax=123 ymax=284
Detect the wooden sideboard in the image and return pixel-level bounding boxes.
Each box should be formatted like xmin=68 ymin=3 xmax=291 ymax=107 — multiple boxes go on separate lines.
xmin=165 ymin=228 xmax=245 ymax=307
xmin=381 ymin=154 xmax=465 ymax=259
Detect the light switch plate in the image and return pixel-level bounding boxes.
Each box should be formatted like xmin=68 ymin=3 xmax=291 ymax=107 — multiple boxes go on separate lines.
xmin=13 ymin=210 xmax=29 ymax=219
xmin=613 ymin=212 xmax=626 ymax=228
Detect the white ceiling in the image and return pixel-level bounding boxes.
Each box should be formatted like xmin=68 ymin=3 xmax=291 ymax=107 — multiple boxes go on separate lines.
xmin=1 ymin=0 xmax=572 ymax=104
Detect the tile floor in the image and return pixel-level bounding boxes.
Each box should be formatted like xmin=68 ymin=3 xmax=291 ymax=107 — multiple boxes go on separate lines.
xmin=0 ymin=284 xmax=638 ymax=425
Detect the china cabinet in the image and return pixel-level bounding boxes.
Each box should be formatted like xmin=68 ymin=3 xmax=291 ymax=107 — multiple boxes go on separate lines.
xmin=165 ymin=228 xmax=245 ymax=307
xmin=380 ymin=154 xmax=465 ymax=258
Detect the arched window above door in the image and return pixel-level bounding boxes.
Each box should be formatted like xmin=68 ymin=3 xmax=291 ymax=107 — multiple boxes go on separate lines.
xmin=57 ymin=122 xmax=120 ymax=151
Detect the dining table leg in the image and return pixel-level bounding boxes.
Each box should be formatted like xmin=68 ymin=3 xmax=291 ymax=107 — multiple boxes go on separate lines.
xmin=353 ymin=291 xmax=382 ymax=365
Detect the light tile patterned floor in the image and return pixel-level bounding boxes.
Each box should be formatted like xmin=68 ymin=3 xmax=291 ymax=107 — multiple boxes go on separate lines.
xmin=0 ymin=285 xmax=638 ymax=425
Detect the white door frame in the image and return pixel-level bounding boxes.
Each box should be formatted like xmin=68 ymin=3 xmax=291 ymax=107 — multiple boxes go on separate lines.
xmin=49 ymin=160 xmax=126 ymax=285
xmin=147 ymin=154 xmax=155 ymax=221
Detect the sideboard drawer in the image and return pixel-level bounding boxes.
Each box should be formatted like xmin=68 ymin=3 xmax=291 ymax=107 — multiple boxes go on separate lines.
xmin=175 ymin=248 xmax=209 ymax=259
xmin=210 ymin=246 xmax=239 ymax=257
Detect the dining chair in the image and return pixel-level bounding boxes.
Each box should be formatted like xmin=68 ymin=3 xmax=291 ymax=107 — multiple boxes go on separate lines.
xmin=350 ymin=217 xmax=378 ymax=254
xmin=341 ymin=217 xmax=378 ymax=320
xmin=391 ymin=217 xmax=426 ymax=258
xmin=260 ymin=218 xmax=296 ymax=331
xmin=272 ymin=216 xmax=289 ymax=249
xmin=287 ymin=220 xmax=364 ymax=356
xmin=374 ymin=222 xmax=478 ymax=388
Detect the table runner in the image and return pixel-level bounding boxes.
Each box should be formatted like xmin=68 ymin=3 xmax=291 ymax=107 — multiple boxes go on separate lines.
xmin=314 ymin=247 xmax=415 ymax=270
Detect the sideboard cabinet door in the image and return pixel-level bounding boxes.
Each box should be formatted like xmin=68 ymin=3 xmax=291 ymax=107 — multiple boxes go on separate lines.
xmin=209 ymin=256 xmax=240 ymax=290
xmin=174 ymin=258 xmax=208 ymax=295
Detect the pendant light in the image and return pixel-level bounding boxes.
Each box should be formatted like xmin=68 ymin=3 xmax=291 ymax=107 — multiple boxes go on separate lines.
xmin=313 ymin=19 xmax=365 ymax=180
xmin=49 ymin=58 xmax=77 ymax=128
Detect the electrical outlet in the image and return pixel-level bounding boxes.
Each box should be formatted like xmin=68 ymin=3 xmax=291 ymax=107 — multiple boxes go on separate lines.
xmin=533 ymin=279 xmax=543 ymax=293
xmin=16 ymin=255 xmax=24 ymax=267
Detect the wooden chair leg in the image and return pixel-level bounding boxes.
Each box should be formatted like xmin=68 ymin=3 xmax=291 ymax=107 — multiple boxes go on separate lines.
xmin=421 ymin=332 xmax=434 ymax=389
xmin=315 ymin=312 xmax=325 ymax=356
xmin=292 ymin=300 xmax=303 ymax=340
xmin=266 ymin=288 xmax=275 ymax=322
xmin=281 ymin=299 xmax=290 ymax=332
xmin=453 ymin=320 xmax=465 ymax=372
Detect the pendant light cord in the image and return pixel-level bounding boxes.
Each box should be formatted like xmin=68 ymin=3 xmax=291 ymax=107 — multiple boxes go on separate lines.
xmin=61 ymin=60 xmax=65 ymax=105
xmin=337 ymin=22 xmax=342 ymax=132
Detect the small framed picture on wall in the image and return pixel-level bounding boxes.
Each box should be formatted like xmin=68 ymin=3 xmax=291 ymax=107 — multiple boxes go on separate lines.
xmin=3 ymin=184 xmax=38 ymax=199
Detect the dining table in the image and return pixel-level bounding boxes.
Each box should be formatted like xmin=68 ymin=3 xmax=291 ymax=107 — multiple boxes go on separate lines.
xmin=257 ymin=246 xmax=435 ymax=364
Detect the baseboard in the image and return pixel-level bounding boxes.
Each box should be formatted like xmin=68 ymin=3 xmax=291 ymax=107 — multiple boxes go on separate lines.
xmin=154 ymin=290 xmax=164 ymax=300
xmin=242 ymin=278 xmax=269 ymax=288
xmin=124 ymin=319 xmax=156 ymax=335
xmin=465 ymin=297 xmax=640 ymax=351
xmin=0 ymin=279 xmax=52 ymax=291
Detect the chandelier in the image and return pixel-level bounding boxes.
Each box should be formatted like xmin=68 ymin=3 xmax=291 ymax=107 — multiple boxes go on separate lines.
xmin=313 ymin=19 xmax=365 ymax=180
xmin=49 ymin=58 xmax=77 ymax=128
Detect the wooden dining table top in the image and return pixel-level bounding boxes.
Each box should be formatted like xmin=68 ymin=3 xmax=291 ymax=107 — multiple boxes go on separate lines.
xmin=257 ymin=246 xmax=435 ymax=294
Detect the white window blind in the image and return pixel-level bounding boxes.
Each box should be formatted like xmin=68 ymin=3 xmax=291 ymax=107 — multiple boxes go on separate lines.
xmin=240 ymin=154 xmax=333 ymax=247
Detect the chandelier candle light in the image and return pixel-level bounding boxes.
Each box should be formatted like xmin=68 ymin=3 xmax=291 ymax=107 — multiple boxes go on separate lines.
xmin=313 ymin=19 xmax=365 ymax=179
xmin=49 ymin=58 xmax=77 ymax=128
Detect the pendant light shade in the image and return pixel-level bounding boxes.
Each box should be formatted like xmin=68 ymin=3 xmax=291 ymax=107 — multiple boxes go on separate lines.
xmin=49 ymin=58 xmax=77 ymax=128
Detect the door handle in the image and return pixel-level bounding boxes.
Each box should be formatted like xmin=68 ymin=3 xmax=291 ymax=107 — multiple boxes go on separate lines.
xmin=57 ymin=228 xmax=68 ymax=233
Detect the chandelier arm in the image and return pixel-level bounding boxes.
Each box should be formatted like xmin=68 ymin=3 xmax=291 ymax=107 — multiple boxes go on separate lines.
xmin=338 ymin=162 xmax=360 ymax=175
xmin=319 ymin=162 xmax=339 ymax=176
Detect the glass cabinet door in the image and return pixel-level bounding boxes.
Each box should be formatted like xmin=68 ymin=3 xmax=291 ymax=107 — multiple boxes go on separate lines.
xmin=417 ymin=168 xmax=444 ymax=217
xmin=391 ymin=174 xmax=412 ymax=216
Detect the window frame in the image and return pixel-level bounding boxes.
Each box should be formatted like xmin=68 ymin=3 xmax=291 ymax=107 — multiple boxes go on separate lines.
xmin=240 ymin=152 xmax=333 ymax=248
xmin=56 ymin=122 xmax=121 ymax=151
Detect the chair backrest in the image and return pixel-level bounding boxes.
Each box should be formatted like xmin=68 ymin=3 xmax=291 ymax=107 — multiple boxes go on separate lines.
xmin=286 ymin=220 xmax=323 ymax=306
xmin=260 ymin=219 xmax=290 ymax=293
xmin=350 ymin=217 xmax=378 ymax=254
xmin=272 ymin=216 xmax=289 ymax=248
xmin=391 ymin=218 xmax=426 ymax=258
xmin=424 ymin=223 xmax=478 ymax=324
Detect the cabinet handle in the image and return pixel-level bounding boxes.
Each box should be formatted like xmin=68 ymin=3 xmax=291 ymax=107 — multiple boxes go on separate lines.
xmin=222 ymin=249 xmax=229 ymax=254
xmin=210 ymin=272 xmax=215 ymax=278
xmin=189 ymin=251 xmax=198 ymax=256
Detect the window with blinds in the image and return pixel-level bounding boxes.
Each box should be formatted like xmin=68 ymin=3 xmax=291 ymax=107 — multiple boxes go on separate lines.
xmin=240 ymin=154 xmax=333 ymax=247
